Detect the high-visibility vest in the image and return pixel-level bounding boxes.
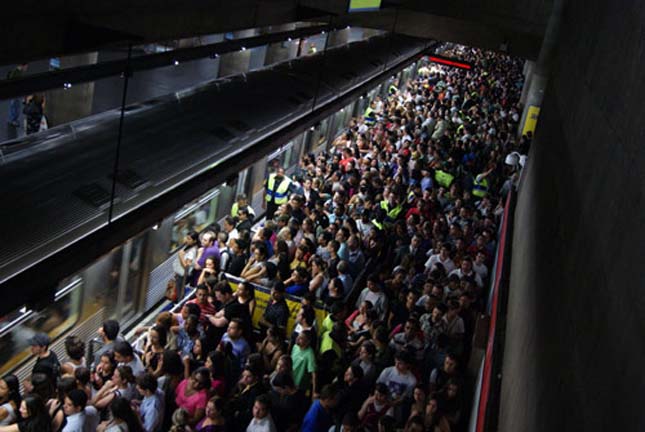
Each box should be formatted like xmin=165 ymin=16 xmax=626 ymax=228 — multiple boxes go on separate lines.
xmin=364 ymin=106 xmax=376 ymax=124
xmin=265 ymin=174 xmax=290 ymax=204
xmin=380 ymin=200 xmax=403 ymax=220
xmin=231 ymin=202 xmax=240 ymax=217
xmin=435 ymin=170 xmax=455 ymax=188
xmin=472 ymin=175 xmax=489 ymax=198
xmin=372 ymin=219 xmax=384 ymax=230
xmin=388 ymin=84 xmax=398 ymax=95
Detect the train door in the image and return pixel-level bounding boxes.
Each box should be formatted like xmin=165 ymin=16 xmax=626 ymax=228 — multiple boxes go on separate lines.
xmin=115 ymin=235 xmax=146 ymax=326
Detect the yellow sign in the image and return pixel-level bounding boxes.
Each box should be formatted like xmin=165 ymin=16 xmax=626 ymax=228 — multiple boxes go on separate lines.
xmin=521 ymin=105 xmax=540 ymax=136
xmin=226 ymin=275 xmax=327 ymax=336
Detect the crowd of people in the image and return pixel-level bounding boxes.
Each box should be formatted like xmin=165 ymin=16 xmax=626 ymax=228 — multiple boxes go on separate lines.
xmin=0 ymin=47 xmax=529 ymax=432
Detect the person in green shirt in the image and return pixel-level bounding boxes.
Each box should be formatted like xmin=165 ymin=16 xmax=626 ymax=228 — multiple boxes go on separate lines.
xmin=290 ymin=329 xmax=317 ymax=396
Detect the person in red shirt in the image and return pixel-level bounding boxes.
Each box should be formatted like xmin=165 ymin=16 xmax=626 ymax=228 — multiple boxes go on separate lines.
xmin=188 ymin=284 xmax=216 ymax=326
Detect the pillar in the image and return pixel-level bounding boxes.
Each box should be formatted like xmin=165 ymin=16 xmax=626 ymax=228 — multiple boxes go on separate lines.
xmin=517 ymin=0 xmax=563 ymax=137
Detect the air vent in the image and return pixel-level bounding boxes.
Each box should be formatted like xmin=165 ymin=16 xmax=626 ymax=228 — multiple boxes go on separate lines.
xmin=226 ymin=120 xmax=251 ymax=132
xmin=111 ymin=169 xmax=148 ymax=190
xmin=211 ymin=126 xmax=235 ymax=141
xmin=74 ymin=183 xmax=112 ymax=209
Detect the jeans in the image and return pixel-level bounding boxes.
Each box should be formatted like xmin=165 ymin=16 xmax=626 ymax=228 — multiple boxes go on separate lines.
xmin=8 ymin=98 xmax=20 ymax=124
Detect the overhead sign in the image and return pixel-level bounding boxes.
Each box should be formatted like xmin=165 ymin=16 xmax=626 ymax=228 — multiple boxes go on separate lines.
xmin=428 ymin=55 xmax=473 ymax=70
xmin=349 ymin=0 xmax=382 ymax=12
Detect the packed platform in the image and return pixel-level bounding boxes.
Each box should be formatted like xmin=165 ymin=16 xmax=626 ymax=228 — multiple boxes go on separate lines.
xmin=0 ymin=47 xmax=527 ymax=432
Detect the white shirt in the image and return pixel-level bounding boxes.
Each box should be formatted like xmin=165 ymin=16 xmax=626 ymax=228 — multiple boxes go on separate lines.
xmin=246 ymin=414 xmax=277 ymax=432
xmin=63 ymin=408 xmax=98 ymax=432
xmin=425 ymin=254 xmax=456 ymax=274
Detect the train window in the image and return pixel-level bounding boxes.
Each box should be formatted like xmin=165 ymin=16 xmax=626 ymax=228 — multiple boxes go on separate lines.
xmin=170 ymin=189 xmax=220 ymax=252
xmin=0 ymin=279 xmax=82 ymax=376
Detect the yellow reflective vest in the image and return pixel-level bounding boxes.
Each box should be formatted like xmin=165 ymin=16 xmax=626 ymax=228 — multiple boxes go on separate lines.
xmin=435 ymin=170 xmax=455 ymax=188
xmin=265 ymin=174 xmax=290 ymax=204
xmin=472 ymin=175 xmax=489 ymax=198
xmin=380 ymin=200 xmax=403 ymax=220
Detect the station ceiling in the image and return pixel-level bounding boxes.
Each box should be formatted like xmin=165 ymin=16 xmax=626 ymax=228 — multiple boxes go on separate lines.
xmin=1 ymin=0 xmax=550 ymax=65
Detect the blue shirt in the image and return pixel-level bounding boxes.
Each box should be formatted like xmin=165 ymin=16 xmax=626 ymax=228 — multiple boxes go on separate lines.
xmin=140 ymin=389 xmax=165 ymax=432
xmin=286 ymin=283 xmax=308 ymax=296
xmin=301 ymin=400 xmax=333 ymax=432
xmin=421 ymin=175 xmax=433 ymax=191
xmin=221 ymin=333 xmax=251 ymax=368
xmin=265 ymin=240 xmax=274 ymax=258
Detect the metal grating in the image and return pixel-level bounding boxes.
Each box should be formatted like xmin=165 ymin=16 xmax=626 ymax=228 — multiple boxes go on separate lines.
xmin=13 ymin=308 xmax=106 ymax=392
xmin=111 ymin=169 xmax=148 ymax=191
xmin=145 ymin=253 xmax=177 ymax=311
xmin=73 ymin=183 xmax=112 ymax=209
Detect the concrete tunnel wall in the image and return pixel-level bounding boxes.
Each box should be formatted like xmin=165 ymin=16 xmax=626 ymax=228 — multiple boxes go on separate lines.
xmin=499 ymin=0 xmax=645 ymax=431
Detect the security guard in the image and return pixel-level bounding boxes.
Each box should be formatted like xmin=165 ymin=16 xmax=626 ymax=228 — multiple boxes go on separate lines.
xmin=472 ymin=167 xmax=494 ymax=199
xmin=434 ymin=168 xmax=455 ymax=188
xmin=364 ymin=101 xmax=377 ymax=125
xmin=379 ymin=195 xmax=403 ymax=221
xmin=231 ymin=194 xmax=255 ymax=220
xmin=264 ymin=167 xmax=291 ymax=220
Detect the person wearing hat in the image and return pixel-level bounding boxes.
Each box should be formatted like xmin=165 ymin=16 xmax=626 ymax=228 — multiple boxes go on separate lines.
xmin=29 ymin=332 xmax=61 ymax=380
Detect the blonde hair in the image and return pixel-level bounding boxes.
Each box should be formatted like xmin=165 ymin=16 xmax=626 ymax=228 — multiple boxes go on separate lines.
xmin=169 ymin=408 xmax=190 ymax=432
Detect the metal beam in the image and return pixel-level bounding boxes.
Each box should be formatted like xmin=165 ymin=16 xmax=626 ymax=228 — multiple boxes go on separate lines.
xmin=0 ymin=25 xmax=331 ymax=100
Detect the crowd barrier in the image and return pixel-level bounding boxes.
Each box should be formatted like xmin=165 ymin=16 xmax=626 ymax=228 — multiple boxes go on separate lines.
xmin=224 ymin=274 xmax=329 ymax=336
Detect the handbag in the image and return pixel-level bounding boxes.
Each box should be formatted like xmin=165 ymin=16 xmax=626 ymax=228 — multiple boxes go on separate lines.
xmin=39 ymin=115 xmax=48 ymax=132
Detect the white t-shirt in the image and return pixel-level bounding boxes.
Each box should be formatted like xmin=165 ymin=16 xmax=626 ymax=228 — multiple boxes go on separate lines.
xmin=425 ymin=254 xmax=456 ymax=274
xmin=247 ymin=415 xmax=277 ymax=432
xmin=376 ymin=366 xmax=417 ymax=400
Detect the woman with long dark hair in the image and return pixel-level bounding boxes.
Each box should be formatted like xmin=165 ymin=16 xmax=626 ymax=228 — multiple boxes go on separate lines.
xmin=0 ymin=394 xmax=51 ymax=432
xmin=0 ymin=375 xmax=21 ymax=426
xmin=143 ymin=325 xmax=167 ymax=376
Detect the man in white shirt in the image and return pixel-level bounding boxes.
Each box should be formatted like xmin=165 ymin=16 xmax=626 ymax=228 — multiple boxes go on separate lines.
xmin=425 ymin=244 xmax=456 ymax=274
xmin=449 ymin=257 xmax=483 ymax=288
xmin=246 ymin=394 xmax=276 ymax=432
xmin=473 ymin=250 xmax=489 ymax=281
